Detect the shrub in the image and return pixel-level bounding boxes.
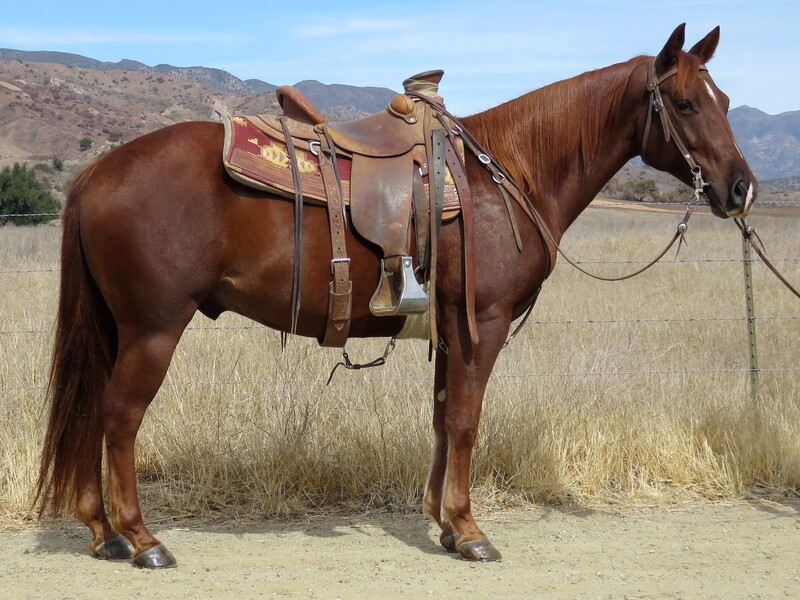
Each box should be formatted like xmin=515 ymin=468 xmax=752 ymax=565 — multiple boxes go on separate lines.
xmin=621 ymin=179 xmax=659 ymax=202
xmin=79 ymin=137 xmax=93 ymax=151
xmin=0 ymin=163 xmax=60 ymax=225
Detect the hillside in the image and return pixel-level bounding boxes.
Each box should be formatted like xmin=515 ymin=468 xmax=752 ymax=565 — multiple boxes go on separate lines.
xmin=0 ymin=48 xmax=277 ymax=95
xmin=0 ymin=49 xmax=798 ymax=205
xmin=727 ymin=106 xmax=800 ymax=180
xmin=0 ymin=59 xmax=275 ymax=166
xmin=0 ymin=52 xmax=394 ymax=167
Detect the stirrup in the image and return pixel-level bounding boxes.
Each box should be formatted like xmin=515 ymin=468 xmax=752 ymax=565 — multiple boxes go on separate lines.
xmin=369 ymin=256 xmax=428 ymax=316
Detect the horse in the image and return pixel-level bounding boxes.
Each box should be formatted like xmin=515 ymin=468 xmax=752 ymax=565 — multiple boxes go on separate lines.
xmin=35 ymin=24 xmax=756 ymax=568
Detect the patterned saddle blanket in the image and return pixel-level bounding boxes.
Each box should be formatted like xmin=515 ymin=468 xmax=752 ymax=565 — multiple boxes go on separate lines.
xmin=222 ymin=113 xmax=462 ymax=221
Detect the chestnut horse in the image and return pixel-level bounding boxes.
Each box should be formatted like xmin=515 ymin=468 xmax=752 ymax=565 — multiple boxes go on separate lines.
xmin=36 ymin=24 xmax=756 ymax=567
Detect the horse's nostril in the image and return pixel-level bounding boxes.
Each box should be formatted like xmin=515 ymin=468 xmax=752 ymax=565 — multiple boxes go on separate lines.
xmin=732 ymin=179 xmax=748 ymax=205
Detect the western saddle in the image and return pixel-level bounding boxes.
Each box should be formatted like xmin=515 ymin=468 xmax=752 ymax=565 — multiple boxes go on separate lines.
xmin=223 ymin=70 xmax=477 ymax=348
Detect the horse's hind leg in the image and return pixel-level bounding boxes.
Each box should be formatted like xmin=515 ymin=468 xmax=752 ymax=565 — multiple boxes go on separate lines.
xmin=102 ymin=325 xmax=187 ymax=569
xmin=75 ymin=448 xmax=132 ymax=560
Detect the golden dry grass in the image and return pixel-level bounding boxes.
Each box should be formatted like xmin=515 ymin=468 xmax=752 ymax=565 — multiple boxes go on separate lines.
xmin=1 ymin=206 xmax=798 ymax=525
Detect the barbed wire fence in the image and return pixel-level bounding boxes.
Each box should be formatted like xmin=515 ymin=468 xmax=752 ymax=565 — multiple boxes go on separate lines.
xmin=2 ymin=204 xmax=798 ymax=396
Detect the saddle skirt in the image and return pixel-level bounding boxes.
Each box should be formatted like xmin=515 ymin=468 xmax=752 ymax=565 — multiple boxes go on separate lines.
xmin=222 ymin=113 xmax=463 ymax=221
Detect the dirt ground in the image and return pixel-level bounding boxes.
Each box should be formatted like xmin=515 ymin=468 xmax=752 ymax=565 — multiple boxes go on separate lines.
xmin=2 ymin=500 xmax=799 ymax=599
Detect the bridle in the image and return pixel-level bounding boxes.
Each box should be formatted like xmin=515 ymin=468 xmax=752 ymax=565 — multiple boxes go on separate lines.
xmin=641 ymin=58 xmax=710 ymax=202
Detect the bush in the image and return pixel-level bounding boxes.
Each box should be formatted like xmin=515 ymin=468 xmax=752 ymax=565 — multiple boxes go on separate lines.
xmin=0 ymin=163 xmax=61 ymax=225
xmin=79 ymin=137 xmax=93 ymax=151
xmin=621 ymin=179 xmax=659 ymax=202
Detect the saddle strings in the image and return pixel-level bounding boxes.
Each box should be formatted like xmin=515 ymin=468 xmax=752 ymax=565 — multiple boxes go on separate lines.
xmin=279 ymin=116 xmax=304 ymax=338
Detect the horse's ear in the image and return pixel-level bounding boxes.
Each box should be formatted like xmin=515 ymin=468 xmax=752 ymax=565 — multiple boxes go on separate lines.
xmin=655 ymin=23 xmax=686 ymax=74
xmin=688 ymin=26 xmax=720 ymax=63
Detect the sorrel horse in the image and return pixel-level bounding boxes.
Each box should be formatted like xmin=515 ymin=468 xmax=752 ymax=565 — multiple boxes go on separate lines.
xmin=36 ymin=24 xmax=756 ymax=567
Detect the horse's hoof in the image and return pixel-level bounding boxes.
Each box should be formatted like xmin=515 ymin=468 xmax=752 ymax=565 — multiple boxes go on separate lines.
xmin=458 ymin=538 xmax=502 ymax=561
xmin=132 ymin=544 xmax=178 ymax=569
xmin=93 ymin=535 xmax=133 ymax=561
xmin=440 ymin=533 xmax=460 ymax=553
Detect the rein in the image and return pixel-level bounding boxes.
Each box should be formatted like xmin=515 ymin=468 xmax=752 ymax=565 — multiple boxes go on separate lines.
xmin=735 ymin=219 xmax=800 ymax=299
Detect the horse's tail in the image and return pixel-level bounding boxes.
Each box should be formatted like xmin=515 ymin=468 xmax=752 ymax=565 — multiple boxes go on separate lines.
xmin=35 ymin=162 xmax=117 ymax=516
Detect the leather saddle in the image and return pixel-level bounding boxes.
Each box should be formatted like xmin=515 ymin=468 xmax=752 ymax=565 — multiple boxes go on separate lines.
xmin=223 ymin=70 xmax=471 ymax=347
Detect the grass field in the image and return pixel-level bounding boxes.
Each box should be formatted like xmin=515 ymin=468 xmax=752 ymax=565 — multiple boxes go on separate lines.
xmin=1 ymin=205 xmax=798 ymax=525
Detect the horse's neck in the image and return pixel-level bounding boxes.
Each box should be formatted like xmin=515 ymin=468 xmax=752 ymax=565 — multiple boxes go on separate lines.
xmin=465 ymin=61 xmax=644 ymax=239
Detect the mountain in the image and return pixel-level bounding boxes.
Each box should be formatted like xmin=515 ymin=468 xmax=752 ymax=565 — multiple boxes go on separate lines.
xmin=0 ymin=48 xmax=799 ymax=195
xmin=0 ymin=49 xmax=277 ymax=96
xmin=727 ymin=106 xmax=800 ymax=180
xmin=0 ymin=50 xmax=399 ymax=168
xmin=293 ymin=80 xmax=395 ymax=115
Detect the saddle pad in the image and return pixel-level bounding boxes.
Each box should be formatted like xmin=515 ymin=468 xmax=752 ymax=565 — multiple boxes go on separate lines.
xmin=222 ymin=115 xmax=462 ymax=219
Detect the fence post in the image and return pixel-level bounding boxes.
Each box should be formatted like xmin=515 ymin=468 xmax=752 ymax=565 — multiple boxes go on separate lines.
xmin=741 ymin=235 xmax=760 ymax=407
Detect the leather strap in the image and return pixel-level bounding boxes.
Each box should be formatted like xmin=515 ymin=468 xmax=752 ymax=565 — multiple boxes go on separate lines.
xmin=427 ymin=123 xmax=447 ymax=346
xmin=736 ymin=219 xmax=800 ymax=300
xmin=412 ymin=167 xmax=430 ymax=272
xmin=318 ymin=126 xmax=352 ymax=347
xmin=444 ymin=133 xmax=479 ymax=345
xmin=279 ymin=116 xmax=304 ymax=335
xmin=641 ymin=59 xmax=708 ymax=181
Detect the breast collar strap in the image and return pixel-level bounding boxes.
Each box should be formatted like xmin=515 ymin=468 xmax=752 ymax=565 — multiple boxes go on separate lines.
xmin=641 ymin=58 xmax=709 ymax=200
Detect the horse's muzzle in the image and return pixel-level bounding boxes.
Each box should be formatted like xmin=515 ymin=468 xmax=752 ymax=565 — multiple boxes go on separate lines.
xmin=707 ymin=177 xmax=757 ymax=218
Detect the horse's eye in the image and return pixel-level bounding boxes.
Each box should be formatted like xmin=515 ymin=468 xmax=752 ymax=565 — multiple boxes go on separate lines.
xmin=675 ymin=99 xmax=694 ymax=113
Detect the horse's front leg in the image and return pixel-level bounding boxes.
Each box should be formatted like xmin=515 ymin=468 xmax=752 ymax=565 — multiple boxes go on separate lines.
xmin=435 ymin=310 xmax=508 ymax=561
xmin=422 ymin=350 xmax=457 ymax=549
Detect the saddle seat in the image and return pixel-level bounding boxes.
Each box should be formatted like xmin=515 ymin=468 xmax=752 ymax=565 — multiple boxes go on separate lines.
xmin=277 ymin=86 xmax=424 ymax=158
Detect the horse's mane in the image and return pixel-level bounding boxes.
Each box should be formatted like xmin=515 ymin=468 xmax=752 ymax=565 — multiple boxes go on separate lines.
xmin=460 ymin=54 xmax=699 ymax=199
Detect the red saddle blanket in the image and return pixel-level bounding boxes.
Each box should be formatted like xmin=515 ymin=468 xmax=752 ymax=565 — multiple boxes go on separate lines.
xmin=222 ymin=115 xmax=462 ymax=219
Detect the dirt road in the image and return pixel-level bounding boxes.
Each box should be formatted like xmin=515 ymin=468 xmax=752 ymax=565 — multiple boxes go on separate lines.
xmin=2 ymin=500 xmax=799 ymax=599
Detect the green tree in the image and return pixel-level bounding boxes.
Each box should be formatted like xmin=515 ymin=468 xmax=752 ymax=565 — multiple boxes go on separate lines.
xmin=621 ymin=179 xmax=659 ymax=202
xmin=0 ymin=163 xmax=61 ymax=225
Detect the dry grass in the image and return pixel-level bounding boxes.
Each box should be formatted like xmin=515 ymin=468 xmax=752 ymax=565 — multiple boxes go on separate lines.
xmin=1 ymin=206 xmax=798 ymax=525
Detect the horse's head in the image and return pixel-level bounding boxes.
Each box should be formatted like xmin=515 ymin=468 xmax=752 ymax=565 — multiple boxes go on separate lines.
xmin=641 ymin=24 xmax=757 ymax=218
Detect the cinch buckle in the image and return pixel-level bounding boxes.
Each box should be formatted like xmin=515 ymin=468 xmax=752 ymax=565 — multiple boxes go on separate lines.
xmin=330 ymin=257 xmax=350 ymax=274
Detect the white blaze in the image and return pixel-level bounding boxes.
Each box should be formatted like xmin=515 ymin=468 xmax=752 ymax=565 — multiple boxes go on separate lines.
xmin=744 ymin=183 xmax=754 ymax=213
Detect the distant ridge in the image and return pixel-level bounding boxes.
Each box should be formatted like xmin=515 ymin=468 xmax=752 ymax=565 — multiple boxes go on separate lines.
xmin=0 ymin=48 xmax=277 ymax=96
xmin=727 ymin=106 xmax=800 ymax=180
xmin=0 ymin=48 xmax=799 ymax=184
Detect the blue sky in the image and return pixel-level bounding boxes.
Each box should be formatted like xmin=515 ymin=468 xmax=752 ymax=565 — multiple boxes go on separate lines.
xmin=1 ymin=1 xmax=797 ymax=116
